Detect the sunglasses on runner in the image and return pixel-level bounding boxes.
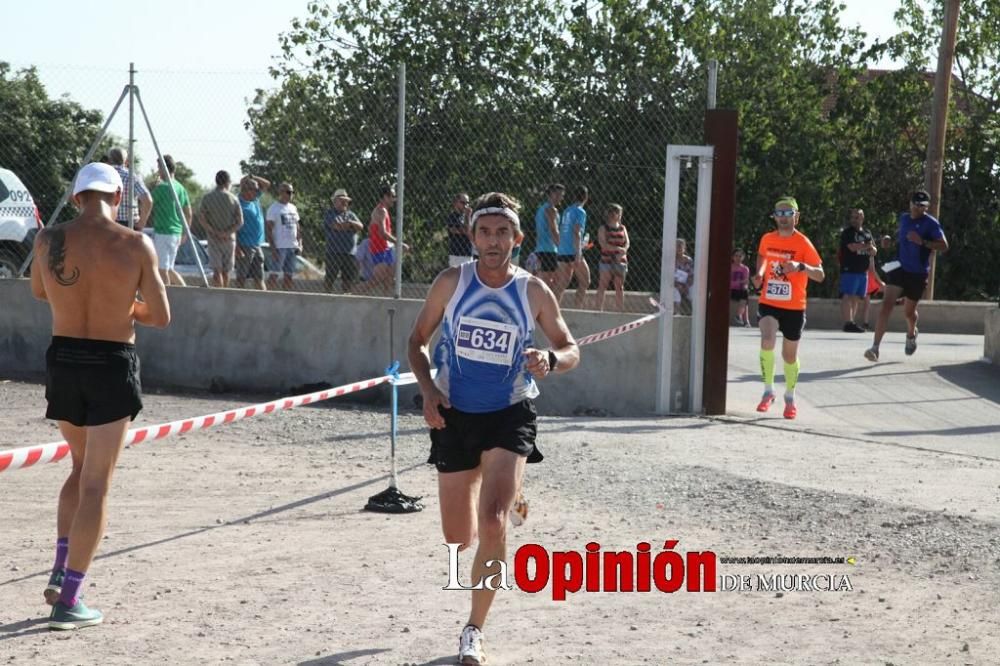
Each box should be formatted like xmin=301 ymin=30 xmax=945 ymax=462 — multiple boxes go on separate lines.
xmin=773 ymin=209 xmax=796 ymax=217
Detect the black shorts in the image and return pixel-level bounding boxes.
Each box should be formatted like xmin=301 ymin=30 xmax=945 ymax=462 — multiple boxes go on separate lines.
xmin=757 ymin=303 xmax=806 ymax=342
xmin=885 ymin=267 xmax=927 ymax=302
xmin=45 ymin=337 xmax=143 ymax=427
xmin=730 ymin=289 xmax=749 ymax=301
xmin=535 ymin=252 xmax=558 ymax=272
xmin=428 ymin=399 xmax=541 ymax=473
xmin=557 ymin=254 xmax=576 ymax=263
xmin=325 ymin=251 xmax=359 ymax=290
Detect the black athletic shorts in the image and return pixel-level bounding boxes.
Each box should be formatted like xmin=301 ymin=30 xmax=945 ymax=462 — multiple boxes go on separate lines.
xmin=730 ymin=288 xmax=749 ymax=301
xmin=757 ymin=303 xmax=806 ymax=342
xmin=535 ymin=252 xmax=558 ymax=272
xmin=428 ymin=399 xmax=541 ymax=473
xmin=45 ymin=336 xmax=143 ymax=427
xmin=885 ymin=267 xmax=928 ymax=302
xmin=557 ymin=254 xmax=576 ymax=263
xmin=324 ymin=251 xmax=359 ymax=291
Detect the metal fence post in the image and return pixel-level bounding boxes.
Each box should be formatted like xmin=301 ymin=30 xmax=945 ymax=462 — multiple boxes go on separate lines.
xmin=394 ymin=62 xmax=406 ymax=300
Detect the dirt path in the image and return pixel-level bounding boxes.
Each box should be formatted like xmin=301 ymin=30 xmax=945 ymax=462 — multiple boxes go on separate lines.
xmin=1 ymin=379 xmax=998 ymax=664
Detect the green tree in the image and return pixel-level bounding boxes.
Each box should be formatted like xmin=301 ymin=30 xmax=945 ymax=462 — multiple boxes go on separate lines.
xmin=246 ymin=0 xmax=707 ymax=285
xmin=0 ymin=62 xmax=114 ymax=222
xmin=838 ymin=0 xmax=1000 ymax=300
xmin=246 ymin=0 xmax=999 ymax=299
xmin=245 ymin=0 xmax=568 ymax=278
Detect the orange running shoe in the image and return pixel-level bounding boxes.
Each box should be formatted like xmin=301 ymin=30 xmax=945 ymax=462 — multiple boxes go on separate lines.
xmin=783 ymin=397 xmax=797 ymax=419
xmin=756 ymin=392 xmax=776 ymax=412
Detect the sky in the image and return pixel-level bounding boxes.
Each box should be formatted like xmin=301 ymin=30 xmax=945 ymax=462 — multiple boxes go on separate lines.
xmin=6 ymin=0 xmax=908 ymax=188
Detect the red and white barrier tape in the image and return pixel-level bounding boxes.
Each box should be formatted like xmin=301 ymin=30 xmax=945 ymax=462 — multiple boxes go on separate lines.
xmin=1 ymin=302 xmax=666 ymax=474
xmin=0 ymin=372 xmax=423 ymax=474
xmin=576 ymin=299 xmax=666 ymax=347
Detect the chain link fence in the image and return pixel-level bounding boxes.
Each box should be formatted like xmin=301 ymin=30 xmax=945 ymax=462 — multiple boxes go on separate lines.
xmin=2 ymin=63 xmax=708 ymax=309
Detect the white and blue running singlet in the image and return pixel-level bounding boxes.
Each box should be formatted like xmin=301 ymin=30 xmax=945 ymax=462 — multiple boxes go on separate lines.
xmin=433 ymin=262 xmax=539 ymax=413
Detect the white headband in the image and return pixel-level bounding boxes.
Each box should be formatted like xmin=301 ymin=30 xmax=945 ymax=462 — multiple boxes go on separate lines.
xmin=471 ymin=206 xmax=520 ymax=227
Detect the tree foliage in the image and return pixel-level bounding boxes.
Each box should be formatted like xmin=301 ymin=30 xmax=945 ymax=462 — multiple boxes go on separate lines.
xmin=0 ymin=63 xmax=115 ymax=222
xmin=244 ymin=0 xmax=999 ymax=299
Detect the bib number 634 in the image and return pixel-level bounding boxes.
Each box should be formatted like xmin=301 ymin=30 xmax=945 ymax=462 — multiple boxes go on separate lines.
xmin=468 ymin=327 xmax=509 ymax=352
xmin=456 ymin=316 xmax=519 ymax=365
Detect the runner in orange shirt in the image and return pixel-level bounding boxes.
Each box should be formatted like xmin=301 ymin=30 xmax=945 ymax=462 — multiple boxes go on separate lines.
xmin=751 ymin=197 xmax=825 ymax=419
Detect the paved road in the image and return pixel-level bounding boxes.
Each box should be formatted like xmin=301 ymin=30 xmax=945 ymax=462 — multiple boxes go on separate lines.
xmin=726 ymin=326 xmax=1000 ymax=461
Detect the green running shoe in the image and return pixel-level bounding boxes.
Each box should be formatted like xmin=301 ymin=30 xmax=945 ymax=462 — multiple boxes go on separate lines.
xmin=44 ymin=569 xmax=64 ymax=606
xmin=48 ymin=600 xmax=104 ymax=631
xmin=905 ymin=328 xmax=918 ymax=356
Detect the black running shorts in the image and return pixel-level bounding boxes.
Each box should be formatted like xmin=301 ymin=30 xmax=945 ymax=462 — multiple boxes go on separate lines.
xmin=535 ymin=252 xmax=558 ymax=272
xmin=428 ymin=399 xmax=541 ymax=473
xmin=885 ymin=267 xmax=928 ymax=302
xmin=757 ymin=303 xmax=806 ymax=342
xmin=45 ymin=336 xmax=143 ymax=427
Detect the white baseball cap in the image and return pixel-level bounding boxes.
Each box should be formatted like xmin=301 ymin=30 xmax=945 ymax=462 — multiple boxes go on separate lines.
xmin=73 ymin=162 xmax=123 ymax=196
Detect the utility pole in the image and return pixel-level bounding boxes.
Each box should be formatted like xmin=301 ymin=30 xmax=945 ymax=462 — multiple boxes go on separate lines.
xmin=924 ymin=0 xmax=960 ymax=300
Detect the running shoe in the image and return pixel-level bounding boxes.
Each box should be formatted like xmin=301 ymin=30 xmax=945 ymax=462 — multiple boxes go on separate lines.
xmin=458 ymin=624 xmax=486 ymax=665
xmin=509 ymin=493 xmax=529 ymax=527
xmin=905 ymin=328 xmax=918 ymax=356
xmin=48 ymin=600 xmax=103 ymax=631
xmin=783 ymin=397 xmax=797 ymax=420
xmin=755 ymin=392 xmax=775 ymax=413
xmin=44 ymin=569 xmax=64 ymax=606
xmin=843 ymin=322 xmax=865 ymax=333
xmin=864 ymin=346 xmax=879 ymax=362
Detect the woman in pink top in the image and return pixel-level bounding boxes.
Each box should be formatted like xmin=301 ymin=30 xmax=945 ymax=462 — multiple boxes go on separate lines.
xmin=730 ymin=249 xmax=751 ymax=327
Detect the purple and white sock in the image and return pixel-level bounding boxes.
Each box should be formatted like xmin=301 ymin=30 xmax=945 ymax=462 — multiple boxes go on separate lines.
xmin=58 ymin=568 xmax=86 ymax=607
xmin=53 ymin=537 xmax=69 ymax=573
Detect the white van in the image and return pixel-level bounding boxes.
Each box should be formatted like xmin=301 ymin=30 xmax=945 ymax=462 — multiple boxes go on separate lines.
xmin=0 ymin=168 xmax=42 ymax=278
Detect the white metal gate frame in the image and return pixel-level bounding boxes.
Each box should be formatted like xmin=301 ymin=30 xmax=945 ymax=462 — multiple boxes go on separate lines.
xmin=655 ymin=145 xmax=714 ymax=415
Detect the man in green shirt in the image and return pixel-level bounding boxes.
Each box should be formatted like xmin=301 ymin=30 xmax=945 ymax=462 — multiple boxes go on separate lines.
xmin=150 ymin=155 xmax=192 ymax=286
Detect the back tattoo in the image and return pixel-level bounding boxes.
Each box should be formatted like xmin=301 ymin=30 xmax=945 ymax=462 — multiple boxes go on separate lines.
xmin=45 ymin=227 xmax=80 ymax=286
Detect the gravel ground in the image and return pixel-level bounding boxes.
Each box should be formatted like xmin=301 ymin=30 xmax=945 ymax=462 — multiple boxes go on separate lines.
xmin=1 ymin=378 xmax=999 ymax=665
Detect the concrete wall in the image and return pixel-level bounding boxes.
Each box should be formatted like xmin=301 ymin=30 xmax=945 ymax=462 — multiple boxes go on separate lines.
xmin=730 ymin=296 xmax=991 ymax=335
xmin=986 ymin=307 xmax=1000 ymax=366
xmin=0 ymin=280 xmax=690 ymax=416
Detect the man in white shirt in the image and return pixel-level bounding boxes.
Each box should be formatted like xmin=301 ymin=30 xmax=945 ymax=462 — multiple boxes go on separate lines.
xmin=265 ymin=182 xmax=302 ymax=290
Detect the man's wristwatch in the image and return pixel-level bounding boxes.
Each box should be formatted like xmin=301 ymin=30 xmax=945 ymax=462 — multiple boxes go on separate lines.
xmin=547 ymin=350 xmax=558 ymax=372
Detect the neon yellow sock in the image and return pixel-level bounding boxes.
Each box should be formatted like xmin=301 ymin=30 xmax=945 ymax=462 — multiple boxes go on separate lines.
xmin=760 ymin=349 xmax=775 ymax=392
xmin=784 ymin=358 xmax=801 ymax=395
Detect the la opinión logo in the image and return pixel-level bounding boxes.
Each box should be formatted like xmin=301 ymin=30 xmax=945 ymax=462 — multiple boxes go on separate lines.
xmin=443 ymin=540 xmax=717 ymax=600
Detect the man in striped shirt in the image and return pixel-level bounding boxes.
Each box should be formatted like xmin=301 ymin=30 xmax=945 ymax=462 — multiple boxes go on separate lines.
xmin=108 ymin=148 xmax=151 ymax=230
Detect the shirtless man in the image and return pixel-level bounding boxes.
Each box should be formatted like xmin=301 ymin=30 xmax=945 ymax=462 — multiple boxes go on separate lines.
xmin=408 ymin=192 xmax=579 ymax=664
xmin=30 ymin=162 xmax=170 ymax=630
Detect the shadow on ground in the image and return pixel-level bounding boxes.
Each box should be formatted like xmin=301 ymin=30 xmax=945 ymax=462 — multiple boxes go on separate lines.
xmin=932 ymin=360 xmax=1000 ymax=405
xmin=0 ymin=464 xmax=424 ymax=591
